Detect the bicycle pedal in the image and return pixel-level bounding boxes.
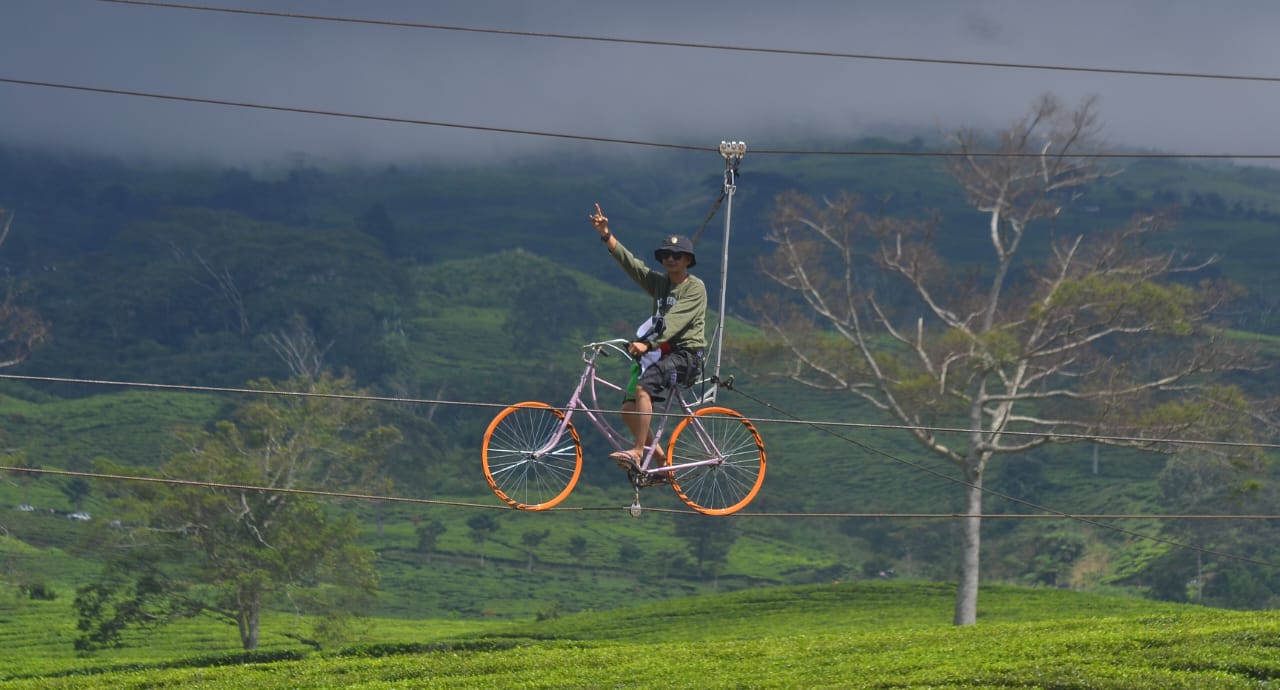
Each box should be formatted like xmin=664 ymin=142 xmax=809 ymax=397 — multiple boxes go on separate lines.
xmin=642 ymin=472 xmax=672 ymax=487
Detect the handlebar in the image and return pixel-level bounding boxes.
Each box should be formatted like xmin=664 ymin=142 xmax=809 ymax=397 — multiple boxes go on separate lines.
xmin=582 ymin=338 xmax=632 ymax=363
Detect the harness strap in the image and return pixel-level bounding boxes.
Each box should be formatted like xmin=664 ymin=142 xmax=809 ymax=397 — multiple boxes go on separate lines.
xmin=691 ymin=156 xmax=742 ymax=244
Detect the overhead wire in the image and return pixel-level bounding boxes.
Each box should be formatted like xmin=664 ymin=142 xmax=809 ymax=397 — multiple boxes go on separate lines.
xmin=2 ymin=372 xmax=1276 ymax=452
xmin=95 ymin=0 xmax=1280 ymax=85
xmin=2 ymin=76 xmax=1279 ymax=161
xmin=0 ymin=77 xmax=697 ymax=153
xmin=5 ymin=465 xmax=1280 ymax=524
xmin=1 ymin=465 xmax=507 ymax=511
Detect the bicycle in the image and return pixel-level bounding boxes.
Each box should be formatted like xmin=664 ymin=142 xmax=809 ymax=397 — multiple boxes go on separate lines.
xmin=481 ymin=338 xmax=766 ymax=516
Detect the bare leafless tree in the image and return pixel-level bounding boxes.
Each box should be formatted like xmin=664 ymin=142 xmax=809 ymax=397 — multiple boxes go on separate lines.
xmin=750 ymin=96 xmax=1257 ymax=626
xmin=265 ymin=313 xmax=332 ymax=379
xmin=192 ymin=250 xmax=249 ymax=337
xmin=0 ymin=208 xmax=49 ymax=368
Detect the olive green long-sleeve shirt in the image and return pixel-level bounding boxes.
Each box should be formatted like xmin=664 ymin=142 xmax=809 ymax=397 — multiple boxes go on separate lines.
xmin=608 ymin=240 xmax=707 ymax=351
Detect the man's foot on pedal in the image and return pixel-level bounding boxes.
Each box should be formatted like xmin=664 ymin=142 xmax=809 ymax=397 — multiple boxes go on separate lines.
xmin=610 ymin=449 xmax=641 ymax=470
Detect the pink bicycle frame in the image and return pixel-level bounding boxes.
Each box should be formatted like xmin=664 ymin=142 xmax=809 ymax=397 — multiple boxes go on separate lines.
xmin=536 ymin=339 xmax=722 ymax=480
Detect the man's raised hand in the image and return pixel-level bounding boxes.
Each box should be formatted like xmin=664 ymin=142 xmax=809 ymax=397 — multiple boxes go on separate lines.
xmin=589 ymin=203 xmax=609 ymax=234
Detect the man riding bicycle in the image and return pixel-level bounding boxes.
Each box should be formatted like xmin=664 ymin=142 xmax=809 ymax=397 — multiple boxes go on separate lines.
xmin=589 ymin=203 xmax=707 ymax=471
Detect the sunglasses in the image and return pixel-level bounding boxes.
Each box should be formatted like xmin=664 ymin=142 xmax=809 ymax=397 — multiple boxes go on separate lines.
xmin=657 ymin=251 xmax=688 ymax=262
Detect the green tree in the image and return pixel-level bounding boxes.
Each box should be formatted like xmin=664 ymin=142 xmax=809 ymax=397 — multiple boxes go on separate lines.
xmin=568 ymin=535 xmax=588 ymax=559
xmin=521 ymin=528 xmax=551 ymax=572
xmin=674 ymin=517 xmax=738 ymax=586
xmin=618 ymin=542 xmax=644 ymax=567
xmin=60 ymin=476 xmax=92 ymax=511
xmin=358 ymin=203 xmax=398 ymax=256
xmin=467 ymin=514 xmax=500 ymax=569
xmin=1142 ymin=433 xmax=1275 ymax=607
xmin=415 ymin=519 xmax=448 ymax=563
xmin=75 ymin=372 xmax=400 ymax=651
xmin=750 ymin=95 xmax=1256 ymax=625
xmin=8 ymin=454 xmax=39 ymax=507
xmin=502 ymin=272 xmax=592 ymax=351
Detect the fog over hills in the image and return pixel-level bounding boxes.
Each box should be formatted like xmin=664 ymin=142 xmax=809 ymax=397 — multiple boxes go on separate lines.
xmin=3 ymin=1 xmax=1280 ymax=166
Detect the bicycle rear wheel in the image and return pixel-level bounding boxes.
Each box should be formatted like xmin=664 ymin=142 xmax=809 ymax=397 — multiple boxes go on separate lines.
xmin=667 ymin=406 xmax=765 ymax=515
xmin=482 ymin=402 xmax=582 ymax=510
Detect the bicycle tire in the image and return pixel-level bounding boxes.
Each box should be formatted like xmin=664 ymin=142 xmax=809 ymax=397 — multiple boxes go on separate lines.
xmin=667 ymin=406 xmax=766 ymax=516
xmin=482 ymin=402 xmax=582 ymax=510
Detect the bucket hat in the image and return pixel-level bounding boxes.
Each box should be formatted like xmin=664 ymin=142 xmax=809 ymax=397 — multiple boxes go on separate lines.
xmin=654 ymin=235 xmax=696 ymax=268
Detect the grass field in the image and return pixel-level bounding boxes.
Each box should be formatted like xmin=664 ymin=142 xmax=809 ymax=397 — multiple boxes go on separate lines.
xmin=3 ymin=581 xmax=1278 ymax=688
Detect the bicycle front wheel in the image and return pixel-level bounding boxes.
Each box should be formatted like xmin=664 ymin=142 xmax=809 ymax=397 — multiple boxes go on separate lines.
xmin=482 ymin=402 xmax=582 ymax=510
xmin=667 ymin=406 xmax=766 ymax=516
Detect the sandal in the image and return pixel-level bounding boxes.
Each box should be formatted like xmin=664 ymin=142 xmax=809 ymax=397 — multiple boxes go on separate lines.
xmin=610 ymin=449 xmax=642 ymax=469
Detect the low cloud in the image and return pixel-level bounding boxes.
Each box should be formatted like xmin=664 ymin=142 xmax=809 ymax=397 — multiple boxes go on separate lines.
xmin=2 ymin=1 xmax=1278 ymax=166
